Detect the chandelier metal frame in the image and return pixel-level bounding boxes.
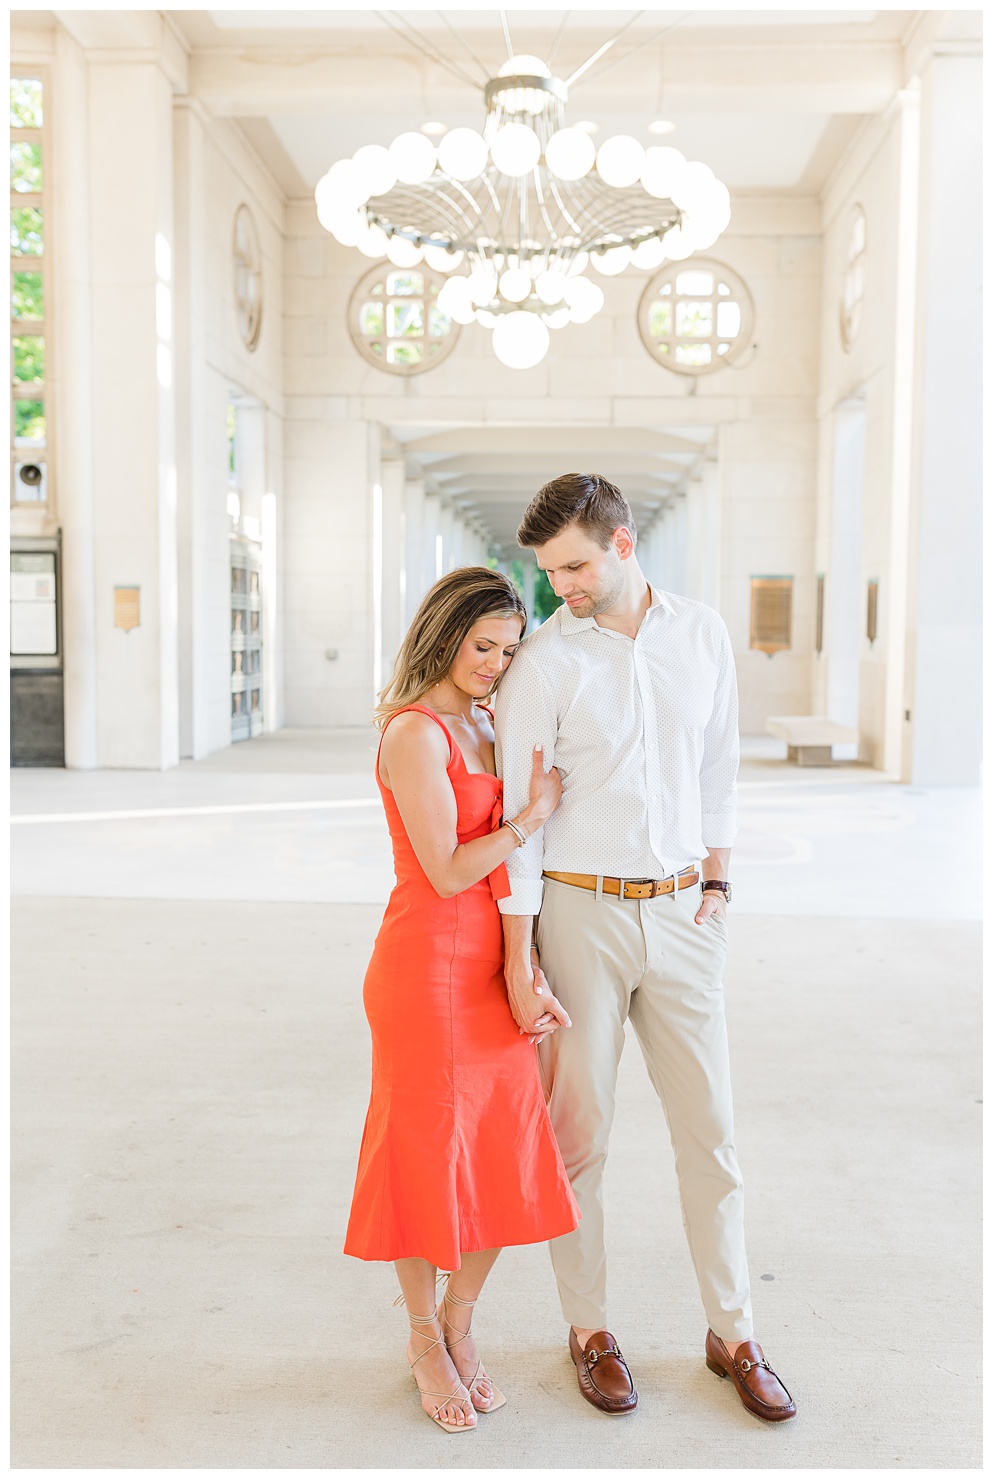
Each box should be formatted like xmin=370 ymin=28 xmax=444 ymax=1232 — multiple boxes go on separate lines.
xmin=316 ymin=13 xmax=732 ymax=368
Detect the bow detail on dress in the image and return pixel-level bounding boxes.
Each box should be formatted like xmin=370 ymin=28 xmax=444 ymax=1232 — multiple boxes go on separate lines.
xmin=487 ymin=791 xmax=512 ymax=903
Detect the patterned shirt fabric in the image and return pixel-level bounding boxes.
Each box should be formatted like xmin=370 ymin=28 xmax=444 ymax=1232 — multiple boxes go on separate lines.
xmin=493 ymin=586 xmax=739 ymax=916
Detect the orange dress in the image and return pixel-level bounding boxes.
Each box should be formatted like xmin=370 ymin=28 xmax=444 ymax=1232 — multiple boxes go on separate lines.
xmin=344 ymin=705 xmax=579 ymax=1270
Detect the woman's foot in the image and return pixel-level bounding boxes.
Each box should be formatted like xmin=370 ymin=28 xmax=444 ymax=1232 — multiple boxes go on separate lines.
xmin=442 ymin=1287 xmax=507 ymax=1413
xmin=406 ymin=1312 xmax=477 ymax=1431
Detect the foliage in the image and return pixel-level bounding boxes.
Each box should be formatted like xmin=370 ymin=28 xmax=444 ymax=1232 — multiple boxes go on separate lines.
xmin=11 ymin=272 xmax=43 ymax=319
xmin=10 ymin=78 xmax=43 ymax=130
xmin=12 ymin=335 xmax=44 ymax=383
xmin=11 ymin=207 xmax=43 ymax=255
xmin=14 ymin=399 xmax=45 ymax=441
xmin=10 ymin=141 xmax=42 ymax=193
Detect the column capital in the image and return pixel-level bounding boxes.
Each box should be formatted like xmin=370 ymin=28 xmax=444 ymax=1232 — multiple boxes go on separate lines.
xmin=52 ymin=10 xmax=189 ymax=92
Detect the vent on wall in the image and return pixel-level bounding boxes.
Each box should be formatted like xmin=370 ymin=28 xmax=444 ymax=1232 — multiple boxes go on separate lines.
xmin=749 ymin=576 xmax=793 ymax=656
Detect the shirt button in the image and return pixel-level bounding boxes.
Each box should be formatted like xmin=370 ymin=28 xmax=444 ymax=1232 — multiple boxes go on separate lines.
xmin=651 ymin=795 xmax=658 ymax=801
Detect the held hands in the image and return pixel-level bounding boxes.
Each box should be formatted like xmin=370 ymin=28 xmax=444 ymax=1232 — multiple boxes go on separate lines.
xmin=505 ymin=950 xmax=572 ymax=1047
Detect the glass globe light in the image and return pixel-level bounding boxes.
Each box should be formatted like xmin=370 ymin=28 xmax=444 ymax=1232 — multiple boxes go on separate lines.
xmin=535 ymin=270 xmax=567 ymax=305
xmin=541 ymin=306 xmax=571 ymax=329
xmin=386 ymin=234 xmax=423 ymax=267
xmin=497 ymin=55 xmax=551 ymax=77
xmin=562 ymin=276 xmax=604 ymax=323
xmin=316 ymin=158 xmax=367 ymax=211
xmin=317 ymin=201 xmax=365 ymax=245
xmin=388 ymin=132 xmax=437 ymax=185
xmin=491 ymin=311 xmax=550 ymax=369
xmin=595 ymin=135 xmax=646 ymax=190
xmin=438 ymin=127 xmax=489 ymax=182
xmin=499 ymin=267 xmax=532 ymax=303
xmin=466 ymin=267 xmax=498 ymax=306
xmin=671 ymin=160 xmax=717 ymax=211
xmin=544 ymin=127 xmax=596 ymax=181
xmin=475 ymin=309 xmax=499 ymax=328
xmin=490 ymin=123 xmax=541 ymax=177
xmin=436 ymin=276 xmax=476 ymax=325
xmin=640 ymin=146 xmax=688 ymax=201
xmin=631 ymin=236 xmax=667 ymax=270
xmin=661 ymin=224 xmax=694 ymax=261
xmin=590 ymin=239 xmax=632 ymax=276
xmin=423 ymin=242 xmax=465 ymax=274
xmin=351 ymin=144 xmax=396 ymax=199
xmin=356 ymin=221 xmax=390 ymax=258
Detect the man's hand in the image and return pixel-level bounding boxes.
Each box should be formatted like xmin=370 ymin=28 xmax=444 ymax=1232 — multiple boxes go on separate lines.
xmin=694 ymin=890 xmax=728 ymax=925
xmin=505 ymin=958 xmax=572 ymax=1045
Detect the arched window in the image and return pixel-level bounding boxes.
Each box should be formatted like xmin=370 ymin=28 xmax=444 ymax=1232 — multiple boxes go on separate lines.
xmin=638 ymin=259 xmax=754 ymax=376
xmin=348 ymin=263 xmax=460 ymax=375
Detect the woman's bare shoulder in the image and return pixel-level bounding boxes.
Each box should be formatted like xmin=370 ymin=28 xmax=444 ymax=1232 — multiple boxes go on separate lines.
xmin=379 ymin=709 xmax=451 ymax=766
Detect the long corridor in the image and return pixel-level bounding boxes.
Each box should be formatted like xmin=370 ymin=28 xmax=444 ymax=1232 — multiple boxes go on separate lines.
xmin=11 ymin=733 xmax=982 ymax=1469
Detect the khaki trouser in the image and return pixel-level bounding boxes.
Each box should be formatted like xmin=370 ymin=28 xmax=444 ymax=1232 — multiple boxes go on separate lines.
xmin=535 ymin=876 xmax=753 ymax=1342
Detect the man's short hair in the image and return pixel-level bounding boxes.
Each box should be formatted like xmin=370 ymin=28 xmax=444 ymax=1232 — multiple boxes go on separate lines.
xmin=516 ymin=472 xmax=637 ymax=551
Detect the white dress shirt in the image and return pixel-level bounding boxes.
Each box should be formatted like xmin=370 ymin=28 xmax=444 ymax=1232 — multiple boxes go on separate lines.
xmin=493 ymin=586 xmax=739 ymax=916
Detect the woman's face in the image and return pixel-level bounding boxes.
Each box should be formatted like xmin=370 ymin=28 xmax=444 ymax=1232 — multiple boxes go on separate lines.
xmin=448 ymin=615 xmax=524 ymax=701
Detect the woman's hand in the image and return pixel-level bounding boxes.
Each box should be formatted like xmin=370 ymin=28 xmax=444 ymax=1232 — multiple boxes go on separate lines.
xmin=515 ymin=744 xmax=562 ymax=836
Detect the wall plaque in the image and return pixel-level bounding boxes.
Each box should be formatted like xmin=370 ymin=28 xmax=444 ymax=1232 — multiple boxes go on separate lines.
xmin=866 ymin=578 xmax=878 ymax=645
xmin=815 ymin=574 xmax=825 ymax=655
xmin=114 ymin=586 xmax=140 ymax=632
xmin=749 ymin=577 xmax=793 ymax=656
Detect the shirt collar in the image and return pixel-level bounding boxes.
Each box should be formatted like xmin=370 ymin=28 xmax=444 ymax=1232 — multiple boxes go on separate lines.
xmin=557 ymin=583 xmax=674 ymax=635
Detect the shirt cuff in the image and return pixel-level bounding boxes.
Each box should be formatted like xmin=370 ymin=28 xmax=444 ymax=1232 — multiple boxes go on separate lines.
xmin=497 ymin=876 xmax=545 ymax=915
xmin=701 ymin=811 xmax=738 ymax=848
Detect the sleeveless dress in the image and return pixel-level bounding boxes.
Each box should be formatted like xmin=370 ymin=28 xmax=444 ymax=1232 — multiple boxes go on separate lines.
xmin=344 ymin=704 xmax=579 ymax=1270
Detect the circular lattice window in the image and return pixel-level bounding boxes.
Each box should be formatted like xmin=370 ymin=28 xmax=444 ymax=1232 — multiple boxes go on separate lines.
xmin=638 ymin=259 xmax=755 ymax=376
xmin=233 ymin=204 xmax=263 ymax=352
xmin=348 ymin=263 xmax=460 ymax=376
xmin=840 ymin=205 xmax=866 ymax=353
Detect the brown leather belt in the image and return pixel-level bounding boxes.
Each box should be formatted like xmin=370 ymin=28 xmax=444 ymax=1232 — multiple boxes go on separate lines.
xmin=543 ymin=869 xmax=700 ymax=901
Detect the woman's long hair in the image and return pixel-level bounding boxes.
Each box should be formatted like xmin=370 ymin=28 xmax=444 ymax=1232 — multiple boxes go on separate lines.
xmin=375 ymin=566 xmax=526 ymax=729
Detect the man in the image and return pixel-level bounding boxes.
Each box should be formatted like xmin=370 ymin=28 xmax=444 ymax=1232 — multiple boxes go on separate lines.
xmin=494 ymin=473 xmax=795 ymax=1424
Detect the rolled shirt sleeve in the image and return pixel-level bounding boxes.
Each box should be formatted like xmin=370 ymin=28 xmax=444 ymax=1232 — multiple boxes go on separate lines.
xmin=699 ymin=616 xmax=740 ymax=848
xmin=493 ymin=646 xmax=558 ymax=915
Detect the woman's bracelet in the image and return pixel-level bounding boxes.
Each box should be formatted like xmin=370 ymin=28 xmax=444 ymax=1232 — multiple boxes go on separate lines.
xmin=504 ymin=818 xmax=528 ymax=848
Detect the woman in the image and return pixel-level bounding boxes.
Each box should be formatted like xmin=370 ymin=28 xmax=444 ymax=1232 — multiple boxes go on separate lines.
xmin=344 ymin=567 xmax=578 ymax=1433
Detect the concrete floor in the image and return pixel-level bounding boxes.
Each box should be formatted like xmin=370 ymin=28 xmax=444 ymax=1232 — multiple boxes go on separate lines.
xmin=10 ymin=732 xmax=983 ymax=1468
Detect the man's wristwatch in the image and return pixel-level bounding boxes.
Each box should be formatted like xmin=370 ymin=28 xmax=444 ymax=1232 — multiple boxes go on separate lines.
xmin=701 ymin=880 xmax=732 ymax=904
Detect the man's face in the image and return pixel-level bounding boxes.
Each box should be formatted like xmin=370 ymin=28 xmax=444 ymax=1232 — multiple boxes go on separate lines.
xmin=533 ymin=523 xmax=629 ymax=620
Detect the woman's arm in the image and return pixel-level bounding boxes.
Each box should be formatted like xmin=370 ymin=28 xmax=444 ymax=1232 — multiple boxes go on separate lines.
xmin=381 ymin=712 xmax=559 ymax=899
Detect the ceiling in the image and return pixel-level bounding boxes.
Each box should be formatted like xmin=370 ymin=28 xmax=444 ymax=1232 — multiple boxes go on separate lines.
xmin=20 ymin=7 xmax=927 ymax=557
xmin=162 ymin=6 xmax=913 ymax=556
xmin=391 ymin=424 xmax=717 ymax=556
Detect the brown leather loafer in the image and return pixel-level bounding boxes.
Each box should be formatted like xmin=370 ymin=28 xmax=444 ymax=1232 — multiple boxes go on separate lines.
xmin=568 ymin=1328 xmax=638 ymax=1415
xmin=705 ymin=1330 xmax=796 ymax=1422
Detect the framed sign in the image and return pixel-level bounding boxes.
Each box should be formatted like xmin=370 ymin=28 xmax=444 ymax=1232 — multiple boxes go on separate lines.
xmin=749 ymin=576 xmax=793 ymax=656
xmin=114 ymin=585 xmax=140 ymax=632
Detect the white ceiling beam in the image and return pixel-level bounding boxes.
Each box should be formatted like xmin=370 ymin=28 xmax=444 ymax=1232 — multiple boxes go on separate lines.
xmin=402 ymin=426 xmax=715 ymax=457
xmin=189 ymin=41 xmax=903 ymax=117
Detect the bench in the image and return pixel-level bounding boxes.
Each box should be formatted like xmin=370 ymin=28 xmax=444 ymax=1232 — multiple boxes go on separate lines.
xmin=765 ymin=715 xmax=859 ymax=766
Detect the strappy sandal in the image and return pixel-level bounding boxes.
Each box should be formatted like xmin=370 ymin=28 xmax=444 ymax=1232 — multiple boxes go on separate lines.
xmin=403 ymin=1306 xmax=477 ymax=1433
xmin=442 ymin=1285 xmax=507 ymax=1414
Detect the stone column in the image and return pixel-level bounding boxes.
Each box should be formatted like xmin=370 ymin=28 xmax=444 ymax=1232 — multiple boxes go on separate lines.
xmin=379 ymin=458 xmax=405 ymax=683
xmin=87 ymin=55 xmax=180 ymax=767
xmin=904 ymin=40 xmax=982 ymax=783
xmin=52 ymin=27 xmax=98 ymax=768
xmin=402 ymin=476 xmax=425 ymax=623
xmin=283 ymin=418 xmax=380 ymax=724
xmin=421 ymin=493 xmax=441 ymax=594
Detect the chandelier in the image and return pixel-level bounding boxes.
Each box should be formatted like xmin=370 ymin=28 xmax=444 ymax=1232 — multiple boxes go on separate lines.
xmin=314 ymin=29 xmax=731 ymax=370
